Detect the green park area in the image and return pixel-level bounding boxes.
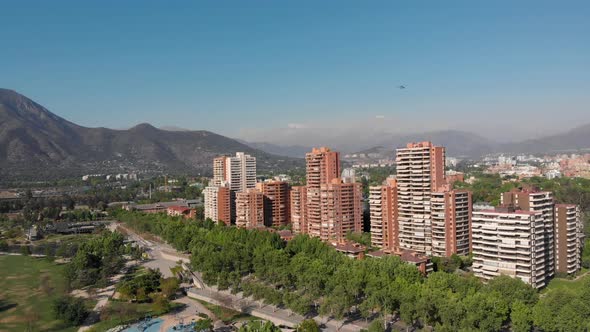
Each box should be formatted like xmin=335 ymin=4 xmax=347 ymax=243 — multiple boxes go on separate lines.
xmin=0 ymin=255 xmax=89 ymax=332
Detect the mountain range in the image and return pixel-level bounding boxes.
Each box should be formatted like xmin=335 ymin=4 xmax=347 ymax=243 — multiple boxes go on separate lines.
xmin=246 ymin=125 xmax=590 ymax=158
xmin=0 ymin=89 xmax=301 ymax=180
xmin=1 ymin=88 xmax=589 ymax=181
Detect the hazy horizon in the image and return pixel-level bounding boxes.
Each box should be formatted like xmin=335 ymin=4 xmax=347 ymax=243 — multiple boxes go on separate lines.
xmin=1 ymin=1 xmax=589 ymax=148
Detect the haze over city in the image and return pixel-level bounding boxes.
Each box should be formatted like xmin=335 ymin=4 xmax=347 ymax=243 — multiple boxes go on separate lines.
xmin=2 ymin=1 xmax=589 ymax=149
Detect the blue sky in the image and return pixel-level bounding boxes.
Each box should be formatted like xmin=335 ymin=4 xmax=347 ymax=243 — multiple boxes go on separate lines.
xmin=1 ymin=1 xmax=589 ymax=145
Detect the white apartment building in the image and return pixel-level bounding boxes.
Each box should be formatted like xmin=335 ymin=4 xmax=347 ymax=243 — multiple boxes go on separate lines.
xmin=501 ymin=190 xmax=555 ymax=279
xmin=472 ymin=209 xmax=547 ymax=288
xmin=225 ymin=152 xmax=257 ymax=192
xmin=203 ymin=184 xmax=231 ymax=224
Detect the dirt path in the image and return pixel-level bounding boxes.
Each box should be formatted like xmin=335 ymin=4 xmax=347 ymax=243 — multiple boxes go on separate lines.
xmin=159 ymin=296 xmax=218 ymax=332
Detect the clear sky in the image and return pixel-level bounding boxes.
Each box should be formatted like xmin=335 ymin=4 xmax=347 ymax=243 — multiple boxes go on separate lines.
xmin=1 ymin=1 xmax=589 ymax=146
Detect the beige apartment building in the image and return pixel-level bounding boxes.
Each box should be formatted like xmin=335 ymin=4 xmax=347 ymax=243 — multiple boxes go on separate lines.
xmin=472 ymin=208 xmax=547 ymax=288
xmin=501 ymin=189 xmax=555 ymax=279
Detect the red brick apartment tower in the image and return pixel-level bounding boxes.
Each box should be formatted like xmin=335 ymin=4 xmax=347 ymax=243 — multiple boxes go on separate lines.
xmin=320 ymin=179 xmax=363 ymax=241
xmin=431 ymin=190 xmax=472 ymax=256
xmin=554 ymin=204 xmax=582 ymax=275
xmin=290 ymin=186 xmax=308 ymax=234
xmin=396 ymin=142 xmax=445 ymax=255
xmin=235 ymin=189 xmax=265 ymax=228
xmin=369 ymin=178 xmax=399 ymax=249
xmin=257 ymin=181 xmax=291 ymax=227
xmin=305 ymin=147 xmax=341 ymax=239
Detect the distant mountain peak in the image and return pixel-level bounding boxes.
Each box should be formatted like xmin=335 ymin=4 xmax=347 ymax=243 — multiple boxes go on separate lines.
xmin=0 ymin=90 xmax=301 ymax=180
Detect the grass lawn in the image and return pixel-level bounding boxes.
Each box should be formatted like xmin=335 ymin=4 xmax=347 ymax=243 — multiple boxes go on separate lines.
xmin=542 ymin=269 xmax=590 ymax=294
xmin=0 ymin=255 xmax=79 ymax=332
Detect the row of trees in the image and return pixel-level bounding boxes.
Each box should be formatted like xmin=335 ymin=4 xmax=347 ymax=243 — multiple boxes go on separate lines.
xmin=114 ymin=210 xmax=590 ymax=331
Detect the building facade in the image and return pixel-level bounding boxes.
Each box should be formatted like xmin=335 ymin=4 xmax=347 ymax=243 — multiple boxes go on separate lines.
xmin=235 ymin=189 xmax=265 ymax=228
xmin=555 ymin=204 xmax=583 ymax=275
xmin=306 ymin=147 xmax=341 ymax=239
xmin=501 ymin=190 xmax=555 ymax=279
xmin=395 ymin=142 xmax=445 ymax=255
xmin=472 ymin=208 xmax=547 ymax=288
xmin=290 ymin=147 xmax=363 ymax=242
xmin=257 ymin=181 xmax=290 ymax=227
xmin=431 ymin=190 xmax=472 ymax=257
xmin=319 ymin=179 xmax=363 ymax=241
xmin=290 ymin=186 xmax=308 ymax=234
xmin=369 ymin=178 xmax=398 ymax=249
xmin=225 ymin=152 xmax=257 ymax=192
xmin=203 ymin=185 xmax=231 ymax=225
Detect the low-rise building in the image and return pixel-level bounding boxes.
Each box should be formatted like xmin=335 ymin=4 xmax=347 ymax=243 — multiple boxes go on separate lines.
xmin=368 ymin=248 xmax=433 ymax=275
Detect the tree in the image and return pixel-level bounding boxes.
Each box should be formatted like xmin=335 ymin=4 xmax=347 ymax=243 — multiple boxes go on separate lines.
xmin=21 ymin=245 xmax=31 ymax=256
xmin=150 ymin=293 xmax=171 ymax=313
xmin=511 ymin=300 xmax=532 ymax=332
xmin=367 ymin=318 xmax=385 ymax=332
xmin=238 ymin=320 xmax=281 ymax=332
xmin=160 ymin=277 xmax=180 ymax=299
xmin=52 ymin=296 xmax=89 ymax=326
xmin=194 ymin=317 xmax=213 ymax=331
xmin=296 ymin=319 xmax=320 ymax=332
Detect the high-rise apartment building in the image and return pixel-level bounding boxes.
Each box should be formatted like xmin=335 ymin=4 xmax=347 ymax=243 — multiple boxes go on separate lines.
xmin=501 ymin=189 xmax=555 ymax=279
xmin=290 ymin=186 xmax=307 ymax=234
xmin=369 ymin=142 xmax=472 ymax=257
xmin=290 ymin=147 xmax=362 ymax=241
xmin=555 ymin=204 xmax=583 ymax=275
xmin=257 ymin=181 xmax=290 ymax=227
xmin=203 ymin=185 xmax=231 ymax=225
xmin=472 ymin=208 xmax=547 ymax=288
xmin=225 ymin=152 xmax=257 ymax=192
xmin=235 ymin=189 xmax=265 ymax=228
xmin=205 ymin=152 xmax=257 ymax=225
xmin=306 ymin=147 xmax=341 ymax=239
xmin=431 ymin=190 xmax=472 ymax=256
xmin=211 ymin=156 xmax=227 ymax=186
xmin=396 ymin=142 xmax=445 ymax=255
xmin=319 ymin=179 xmax=363 ymax=241
xmin=369 ymin=178 xmax=398 ymax=249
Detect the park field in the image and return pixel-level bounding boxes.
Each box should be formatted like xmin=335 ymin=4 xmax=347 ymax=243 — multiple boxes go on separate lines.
xmin=0 ymin=255 xmax=78 ymax=332
xmin=543 ymin=269 xmax=590 ymax=294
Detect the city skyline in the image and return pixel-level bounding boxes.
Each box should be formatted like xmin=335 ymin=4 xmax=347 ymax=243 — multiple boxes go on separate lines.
xmin=1 ymin=1 xmax=589 ymax=146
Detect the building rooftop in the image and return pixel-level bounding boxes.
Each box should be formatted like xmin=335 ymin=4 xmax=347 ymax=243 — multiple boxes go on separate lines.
xmin=368 ymin=248 xmax=429 ymax=264
xmin=167 ymin=205 xmax=190 ymax=212
xmin=476 ymin=208 xmax=538 ymax=216
xmin=330 ymin=241 xmax=366 ymax=254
